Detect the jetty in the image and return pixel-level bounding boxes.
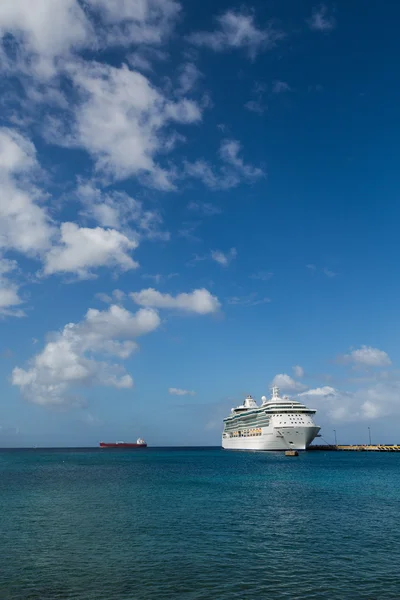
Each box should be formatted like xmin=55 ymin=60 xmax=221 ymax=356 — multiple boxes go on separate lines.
xmin=309 ymin=444 xmax=400 ymax=452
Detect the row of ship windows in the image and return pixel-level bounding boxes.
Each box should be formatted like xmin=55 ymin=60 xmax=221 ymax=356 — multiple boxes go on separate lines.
xmin=230 ymin=428 xmax=262 ymax=437
xmin=273 ymin=414 xmax=306 ymax=417
xmin=226 ymin=423 xmax=268 ymax=432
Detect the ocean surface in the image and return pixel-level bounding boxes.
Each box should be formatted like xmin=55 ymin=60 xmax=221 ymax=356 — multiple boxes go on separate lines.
xmin=1 ymin=448 xmax=400 ymax=600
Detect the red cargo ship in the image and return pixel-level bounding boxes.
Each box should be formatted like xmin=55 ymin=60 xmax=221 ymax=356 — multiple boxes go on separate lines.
xmin=99 ymin=438 xmax=147 ymax=449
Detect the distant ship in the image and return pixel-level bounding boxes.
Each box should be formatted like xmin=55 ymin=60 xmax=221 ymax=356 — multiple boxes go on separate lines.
xmin=99 ymin=438 xmax=147 ymax=449
xmin=222 ymin=387 xmax=320 ymax=451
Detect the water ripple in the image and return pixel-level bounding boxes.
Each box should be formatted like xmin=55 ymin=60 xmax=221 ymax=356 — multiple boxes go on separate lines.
xmin=1 ymin=448 xmax=400 ymax=599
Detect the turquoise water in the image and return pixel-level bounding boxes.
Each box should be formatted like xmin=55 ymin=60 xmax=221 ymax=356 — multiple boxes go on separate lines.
xmin=1 ymin=448 xmax=400 ymax=600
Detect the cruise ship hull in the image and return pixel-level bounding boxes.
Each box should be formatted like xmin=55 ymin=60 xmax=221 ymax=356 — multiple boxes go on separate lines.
xmin=222 ymin=425 xmax=320 ymax=451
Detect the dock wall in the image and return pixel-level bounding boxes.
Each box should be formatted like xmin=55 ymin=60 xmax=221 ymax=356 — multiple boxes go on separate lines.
xmin=309 ymin=444 xmax=400 ymax=452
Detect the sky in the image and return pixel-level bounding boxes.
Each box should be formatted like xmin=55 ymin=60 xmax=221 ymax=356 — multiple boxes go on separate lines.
xmin=0 ymin=0 xmax=400 ymax=447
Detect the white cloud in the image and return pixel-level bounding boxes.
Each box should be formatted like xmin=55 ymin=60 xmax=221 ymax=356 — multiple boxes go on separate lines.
xmin=87 ymin=0 xmax=180 ymax=47
xmin=272 ymin=80 xmax=291 ymax=94
xmin=211 ymin=248 xmax=237 ymax=267
xmin=0 ymin=127 xmax=36 ymax=172
xmin=168 ymin=387 xmax=196 ymax=396
xmin=77 ymin=182 xmax=169 ymax=241
xmin=0 ymin=258 xmax=24 ymax=317
xmin=299 ymin=382 xmax=400 ymax=423
xmin=184 ymin=138 xmax=263 ymax=189
xmin=43 ymin=222 xmax=138 ymax=279
xmin=308 ymin=4 xmax=336 ymax=31
xmin=131 ymin=287 xmax=220 ymax=314
xmin=177 ymin=62 xmax=202 ymax=95
xmin=219 ymin=139 xmax=263 ymax=180
xmin=0 ymin=0 xmax=180 ymax=78
xmin=341 ymin=346 xmax=391 ymax=368
xmin=188 ymin=9 xmax=283 ymax=58
xmin=128 ymin=47 xmax=168 ymax=72
xmin=69 ymin=61 xmax=202 ymax=187
xmin=12 ymin=303 xmax=161 ymax=405
xmin=183 ymin=160 xmax=237 ymax=190
xmin=0 ymin=128 xmax=55 ymax=256
xmin=0 ymin=0 xmax=91 ymax=78
xmin=293 ymin=365 xmax=304 ymax=378
xmin=96 ymin=289 xmax=126 ymax=304
xmin=299 ymin=386 xmax=337 ymax=398
xmin=271 ymin=373 xmax=307 ymax=391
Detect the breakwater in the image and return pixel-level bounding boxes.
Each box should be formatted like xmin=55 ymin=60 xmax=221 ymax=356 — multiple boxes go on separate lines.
xmin=309 ymin=444 xmax=400 ymax=452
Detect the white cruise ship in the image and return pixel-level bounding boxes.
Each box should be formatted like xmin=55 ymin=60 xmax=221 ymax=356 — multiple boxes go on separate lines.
xmin=222 ymin=386 xmax=320 ymax=451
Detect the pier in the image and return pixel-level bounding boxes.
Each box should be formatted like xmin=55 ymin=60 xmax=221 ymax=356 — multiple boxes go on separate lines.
xmin=309 ymin=444 xmax=400 ymax=452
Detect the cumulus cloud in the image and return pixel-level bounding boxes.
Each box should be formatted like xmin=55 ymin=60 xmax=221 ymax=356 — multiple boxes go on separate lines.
xmin=12 ymin=304 xmax=161 ymax=405
xmin=185 ymin=138 xmax=263 ymax=189
xmin=96 ymin=289 xmax=126 ymax=304
xmin=183 ymin=160 xmax=234 ymax=190
xmin=87 ymin=0 xmax=180 ymax=47
xmin=271 ymin=373 xmax=306 ymax=391
xmin=188 ymin=9 xmax=283 ymax=58
xmin=77 ymin=182 xmax=169 ymax=241
xmin=43 ymin=223 xmax=138 ymax=279
xmin=0 ymin=0 xmax=181 ymax=78
xmin=293 ymin=365 xmax=304 ymax=378
xmin=168 ymin=387 xmax=196 ymax=396
xmin=131 ymin=288 xmax=220 ymax=314
xmin=0 ymin=258 xmax=24 ymax=317
xmin=308 ymin=4 xmax=336 ymax=32
xmin=0 ymin=0 xmax=91 ymax=78
xmin=299 ymin=382 xmax=400 ymax=423
xmin=69 ymin=61 xmax=201 ymax=187
xmin=341 ymin=346 xmax=391 ymax=368
xmin=211 ymin=248 xmax=237 ymax=267
xmin=299 ymin=386 xmax=337 ymax=398
xmin=0 ymin=128 xmax=55 ymax=256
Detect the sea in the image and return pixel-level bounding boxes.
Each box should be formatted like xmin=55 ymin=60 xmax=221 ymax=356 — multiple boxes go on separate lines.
xmin=1 ymin=447 xmax=400 ymax=600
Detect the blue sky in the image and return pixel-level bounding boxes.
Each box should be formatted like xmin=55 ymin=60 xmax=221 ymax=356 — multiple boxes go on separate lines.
xmin=0 ymin=0 xmax=399 ymax=447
